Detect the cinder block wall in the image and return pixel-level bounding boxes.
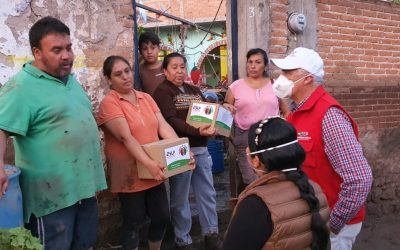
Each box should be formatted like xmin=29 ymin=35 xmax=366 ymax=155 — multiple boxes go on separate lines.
xmin=268 ymin=0 xmax=400 ymax=218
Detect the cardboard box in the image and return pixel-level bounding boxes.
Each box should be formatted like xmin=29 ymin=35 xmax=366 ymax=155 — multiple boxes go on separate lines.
xmin=215 ymin=105 xmax=234 ymax=137
xmin=186 ymin=101 xmax=233 ymax=137
xmin=137 ymin=138 xmax=191 ymax=179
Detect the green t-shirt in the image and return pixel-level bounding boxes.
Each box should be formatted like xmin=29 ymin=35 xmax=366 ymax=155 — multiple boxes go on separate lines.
xmin=0 ymin=62 xmax=107 ymax=222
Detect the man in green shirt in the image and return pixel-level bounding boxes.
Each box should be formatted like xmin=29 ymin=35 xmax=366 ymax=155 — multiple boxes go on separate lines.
xmin=0 ymin=16 xmax=106 ymax=249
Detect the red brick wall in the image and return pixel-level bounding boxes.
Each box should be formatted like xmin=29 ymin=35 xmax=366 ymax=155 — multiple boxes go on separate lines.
xmin=318 ymin=0 xmax=400 ymax=130
xmin=269 ymin=0 xmax=290 ymax=57
xmin=268 ymin=0 xmax=400 ymax=130
xmin=142 ymin=0 xmax=226 ymax=21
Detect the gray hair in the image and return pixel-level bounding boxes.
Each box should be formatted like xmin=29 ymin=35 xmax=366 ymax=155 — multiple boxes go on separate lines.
xmin=313 ymin=75 xmax=324 ymax=85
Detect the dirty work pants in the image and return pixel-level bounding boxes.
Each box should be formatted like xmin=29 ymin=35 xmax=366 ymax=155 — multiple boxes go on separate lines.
xmin=26 ymin=197 xmax=98 ymax=250
xmin=118 ymin=183 xmax=170 ymax=250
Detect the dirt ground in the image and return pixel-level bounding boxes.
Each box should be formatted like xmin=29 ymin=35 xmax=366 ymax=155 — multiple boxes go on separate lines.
xmin=353 ymin=216 xmax=400 ymax=250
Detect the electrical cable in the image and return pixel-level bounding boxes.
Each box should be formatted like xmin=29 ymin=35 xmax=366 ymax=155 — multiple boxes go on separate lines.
xmin=184 ymin=0 xmax=224 ymax=50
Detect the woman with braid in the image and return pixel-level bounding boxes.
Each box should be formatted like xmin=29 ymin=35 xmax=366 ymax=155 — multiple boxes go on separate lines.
xmin=224 ymin=117 xmax=330 ymax=250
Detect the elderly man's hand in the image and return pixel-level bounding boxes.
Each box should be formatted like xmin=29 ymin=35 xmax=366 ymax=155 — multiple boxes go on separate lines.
xmin=0 ymin=164 xmax=9 ymax=198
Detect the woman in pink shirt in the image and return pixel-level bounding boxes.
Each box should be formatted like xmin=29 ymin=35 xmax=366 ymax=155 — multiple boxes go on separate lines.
xmin=224 ymin=48 xmax=288 ymax=193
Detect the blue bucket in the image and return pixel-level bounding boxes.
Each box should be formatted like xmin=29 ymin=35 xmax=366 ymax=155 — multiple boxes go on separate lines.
xmin=207 ymin=140 xmax=224 ymax=174
xmin=0 ymin=165 xmax=23 ymax=228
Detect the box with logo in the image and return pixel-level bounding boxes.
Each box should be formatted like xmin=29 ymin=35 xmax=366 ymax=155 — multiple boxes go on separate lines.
xmin=186 ymin=101 xmax=233 ymax=137
xmin=137 ymin=137 xmax=191 ymax=179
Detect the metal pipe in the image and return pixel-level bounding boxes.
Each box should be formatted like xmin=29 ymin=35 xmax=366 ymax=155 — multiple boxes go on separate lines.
xmin=230 ymin=0 xmax=239 ymax=81
xmin=136 ymin=2 xmax=222 ymax=37
xmin=132 ymin=0 xmax=141 ymax=90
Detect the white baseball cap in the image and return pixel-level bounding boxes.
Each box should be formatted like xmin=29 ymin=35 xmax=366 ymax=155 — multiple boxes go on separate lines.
xmin=271 ymin=47 xmax=324 ymax=78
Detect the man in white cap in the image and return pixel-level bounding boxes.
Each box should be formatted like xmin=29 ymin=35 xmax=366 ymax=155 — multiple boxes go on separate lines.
xmin=271 ymin=47 xmax=373 ymax=250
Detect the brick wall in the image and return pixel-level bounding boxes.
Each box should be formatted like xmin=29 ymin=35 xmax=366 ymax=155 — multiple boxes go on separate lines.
xmin=318 ymin=0 xmax=400 ymax=130
xmin=317 ymin=0 xmax=400 ymax=217
xmin=269 ymin=0 xmax=290 ymax=57
xmin=267 ymin=0 xmax=400 ymax=218
xmin=141 ymin=0 xmax=226 ymax=22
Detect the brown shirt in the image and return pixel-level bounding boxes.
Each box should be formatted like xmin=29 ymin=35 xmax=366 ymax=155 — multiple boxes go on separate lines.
xmin=153 ymin=80 xmax=208 ymax=147
xmin=139 ymin=63 xmax=165 ymax=96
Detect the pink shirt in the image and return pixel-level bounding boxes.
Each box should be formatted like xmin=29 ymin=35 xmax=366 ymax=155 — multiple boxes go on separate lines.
xmin=230 ymin=78 xmax=279 ymax=130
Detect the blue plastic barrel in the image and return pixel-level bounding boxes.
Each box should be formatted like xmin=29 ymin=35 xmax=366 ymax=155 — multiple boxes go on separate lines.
xmin=207 ymin=139 xmax=225 ymax=173
xmin=0 ymin=165 xmax=23 ymax=228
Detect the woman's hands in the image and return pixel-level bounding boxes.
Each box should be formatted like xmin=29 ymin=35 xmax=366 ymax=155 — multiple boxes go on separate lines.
xmin=199 ymin=124 xmax=216 ymax=137
xmin=223 ymin=102 xmax=236 ymax=115
xmin=147 ymin=160 xmax=166 ymax=181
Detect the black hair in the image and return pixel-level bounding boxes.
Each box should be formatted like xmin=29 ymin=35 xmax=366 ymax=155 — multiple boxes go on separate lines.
xmin=138 ymin=31 xmax=161 ymax=50
xmin=29 ymin=16 xmax=70 ymax=51
xmin=248 ymin=118 xmax=329 ymax=250
xmin=247 ymin=48 xmax=269 ymax=77
xmin=162 ymin=52 xmax=187 ymax=69
xmin=102 ymin=55 xmax=131 ymax=78
xmin=247 ymin=48 xmax=269 ymax=65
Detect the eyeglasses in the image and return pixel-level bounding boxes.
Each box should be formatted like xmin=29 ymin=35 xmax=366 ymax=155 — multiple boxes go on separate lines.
xmin=254 ymin=116 xmax=282 ymax=146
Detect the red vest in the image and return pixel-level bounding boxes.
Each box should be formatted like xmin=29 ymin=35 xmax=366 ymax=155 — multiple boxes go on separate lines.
xmin=286 ymin=86 xmax=365 ymax=225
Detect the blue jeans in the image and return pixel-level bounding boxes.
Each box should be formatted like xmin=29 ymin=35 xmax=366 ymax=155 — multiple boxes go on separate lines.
xmin=26 ymin=197 xmax=98 ymax=250
xmin=169 ymin=147 xmax=219 ymax=246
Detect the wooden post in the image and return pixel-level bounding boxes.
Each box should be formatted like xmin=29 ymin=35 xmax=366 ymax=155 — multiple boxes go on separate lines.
xmin=288 ymin=0 xmax=318 ymax=51
xmin=237 ymin=0 xmax=271 ymax=78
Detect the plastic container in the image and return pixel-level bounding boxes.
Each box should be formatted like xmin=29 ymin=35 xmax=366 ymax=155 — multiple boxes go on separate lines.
xmin=0 ymin=165 xmax=23 ymax=228
xmin=207 ymin=139 xmax=225 ymax=174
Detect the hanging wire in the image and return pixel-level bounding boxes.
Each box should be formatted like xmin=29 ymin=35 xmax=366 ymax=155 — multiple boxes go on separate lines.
xmin=185 ymin=0 xmax=224 ymax=50
xmin=206 ymin=55 xmax=220 ymax=79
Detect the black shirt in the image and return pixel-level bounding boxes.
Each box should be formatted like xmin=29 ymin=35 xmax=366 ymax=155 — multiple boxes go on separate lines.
xmin=223 ymin=195 xmax=273 ymax=250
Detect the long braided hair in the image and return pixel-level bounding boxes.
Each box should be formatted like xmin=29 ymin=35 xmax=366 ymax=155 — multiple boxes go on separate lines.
xmin=248 ymin=117 xmax=329 ymax=250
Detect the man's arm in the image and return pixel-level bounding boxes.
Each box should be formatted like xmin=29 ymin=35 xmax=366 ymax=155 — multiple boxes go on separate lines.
xmin=322 ymin=107 xmax=373 ymax=233
xmin=0 ymin=129 xmax=9 ymax=198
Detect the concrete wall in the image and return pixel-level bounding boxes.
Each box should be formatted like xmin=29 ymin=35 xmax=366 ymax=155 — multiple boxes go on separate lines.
xmin=0 ymin=0 xmax=136 ymax=110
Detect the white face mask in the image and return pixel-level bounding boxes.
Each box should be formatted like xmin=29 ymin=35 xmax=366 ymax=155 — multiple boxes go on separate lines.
xmin=272 ymin=74 xmax=310 ymax=99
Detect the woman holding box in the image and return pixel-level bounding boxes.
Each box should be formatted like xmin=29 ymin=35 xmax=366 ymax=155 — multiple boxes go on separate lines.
xmin=154 ymin=52 xmax=222 ymax=250
xmin=223 ymin=48 xmax=289 ymax=193
xmin=98 ymin=55 xmax=193 ymax=250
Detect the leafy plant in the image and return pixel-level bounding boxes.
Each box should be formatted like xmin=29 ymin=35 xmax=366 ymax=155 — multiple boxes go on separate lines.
xmin=0 ymin=227 xmax=43 ymax=250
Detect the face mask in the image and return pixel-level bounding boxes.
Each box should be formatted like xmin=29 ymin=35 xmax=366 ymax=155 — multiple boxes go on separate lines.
xmin=272 ymin=74 xmax=310 ymax=99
